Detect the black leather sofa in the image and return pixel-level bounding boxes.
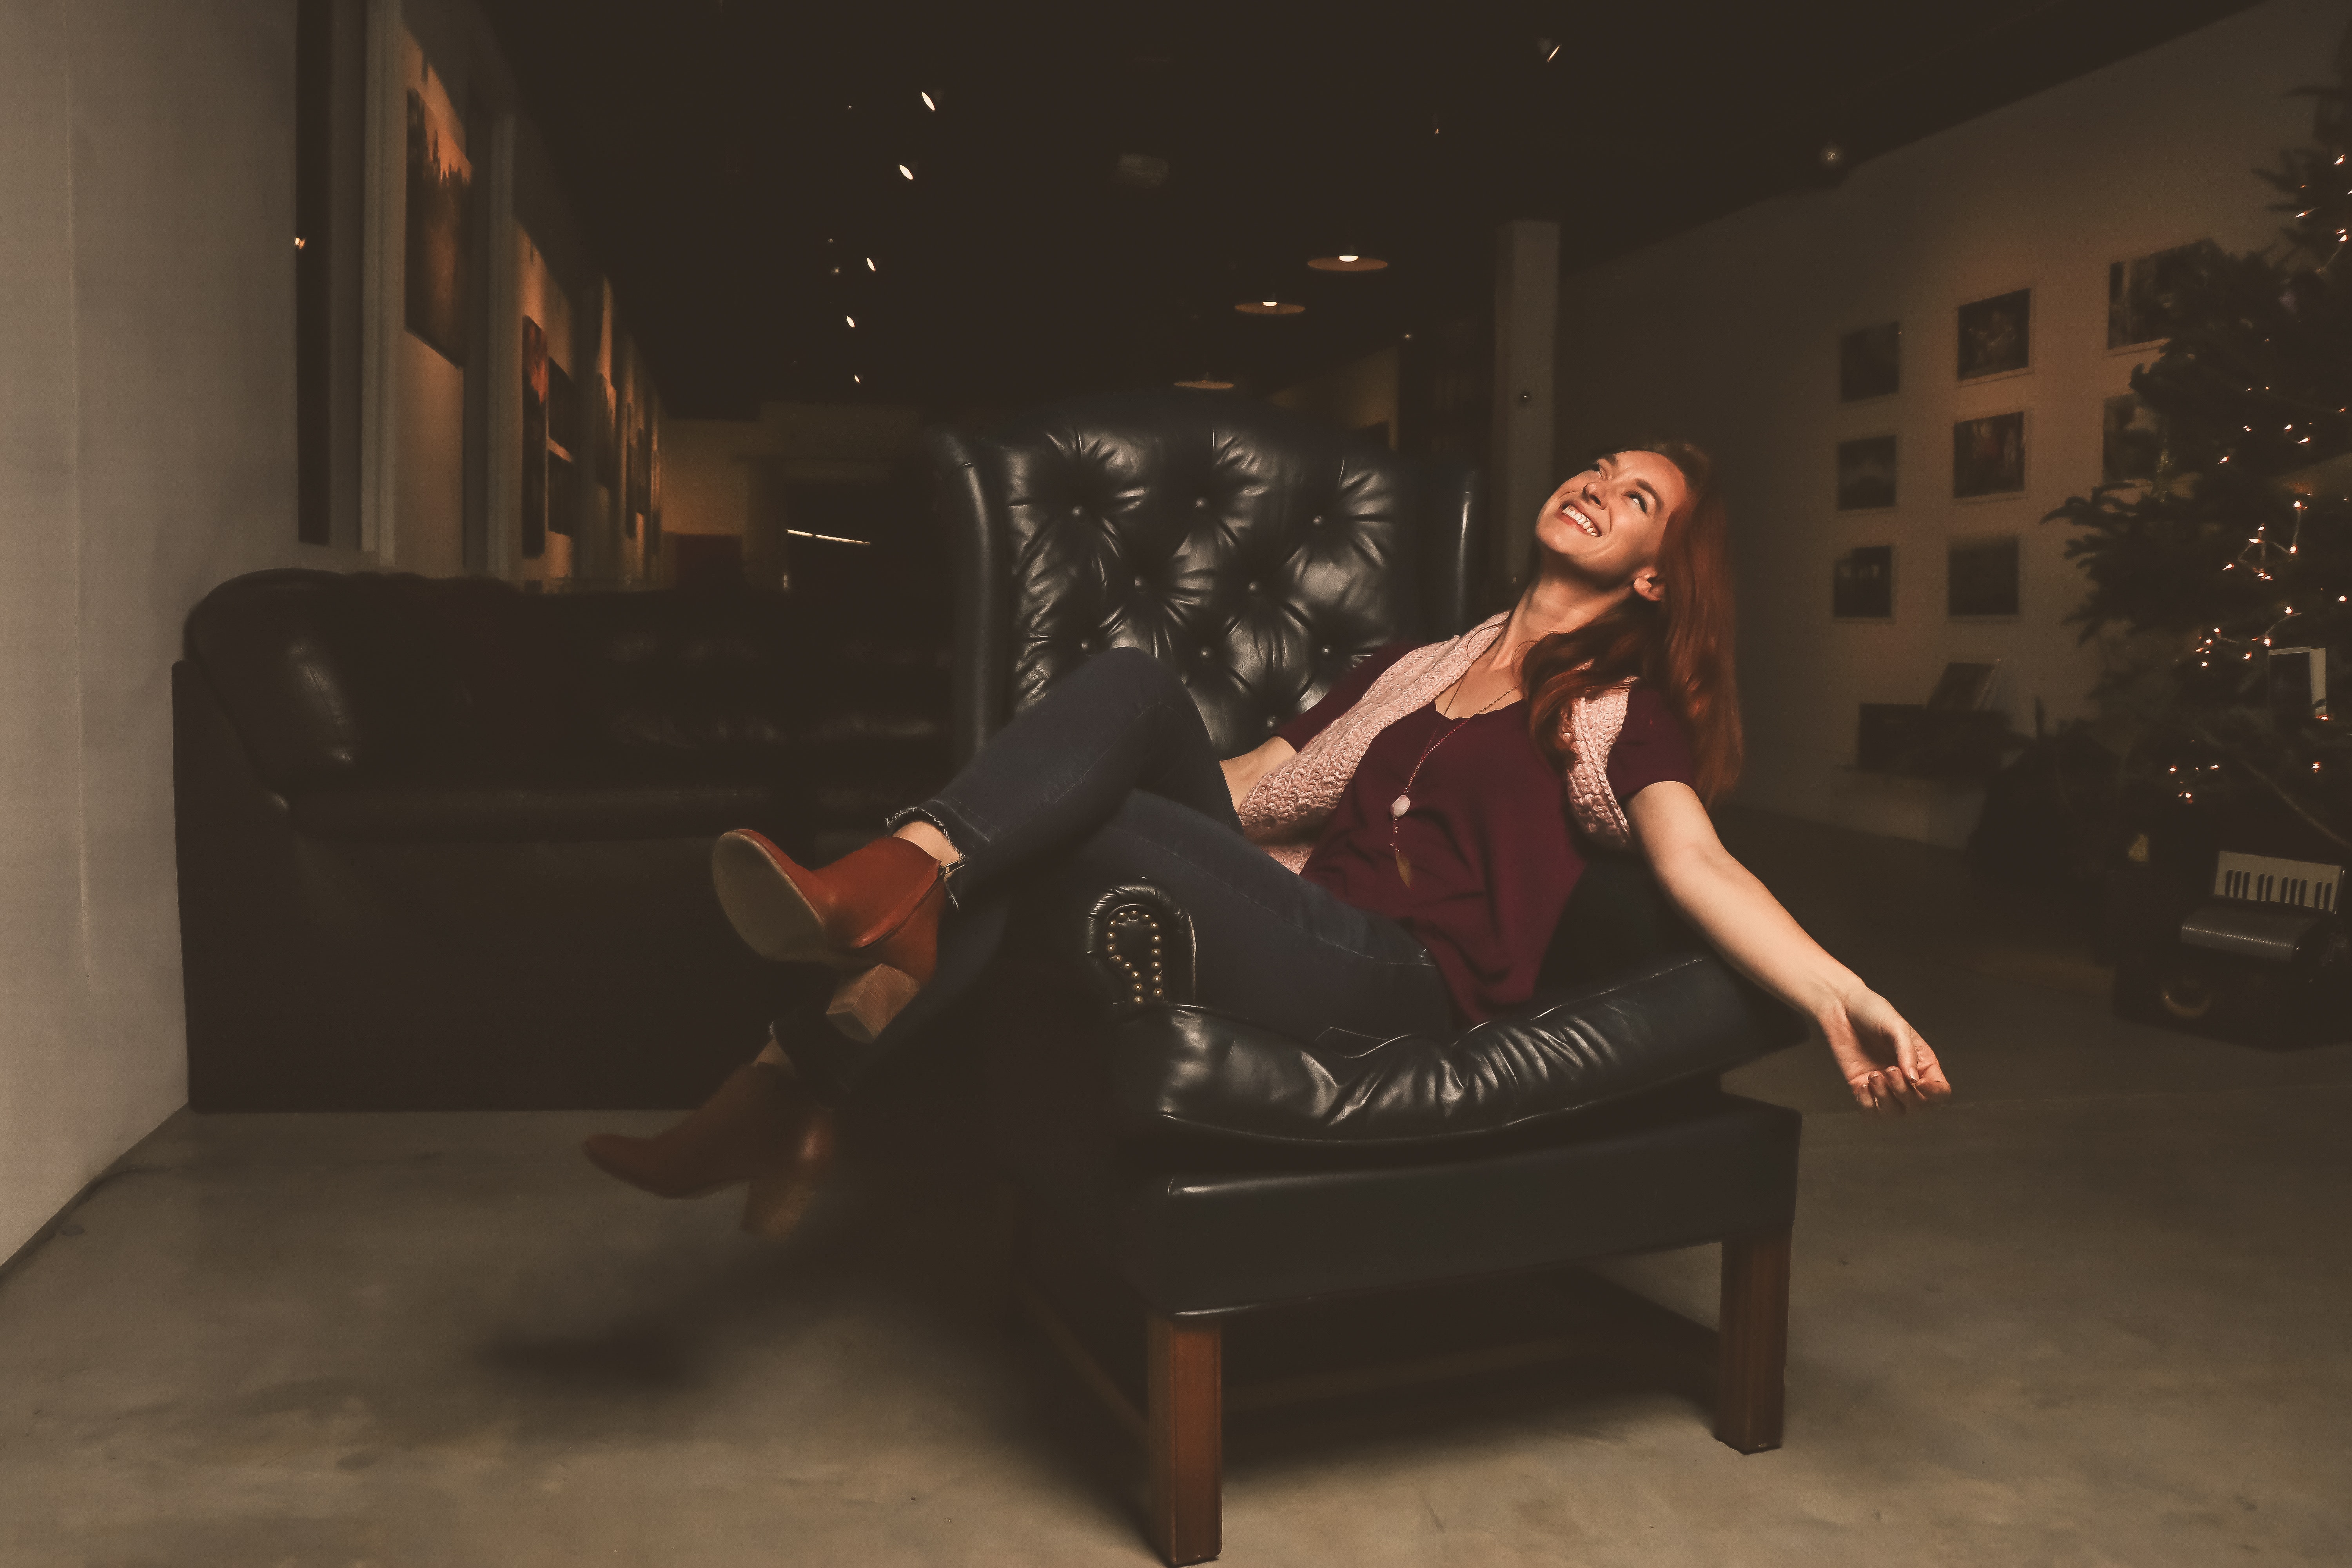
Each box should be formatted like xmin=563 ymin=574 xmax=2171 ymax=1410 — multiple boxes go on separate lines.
xmin=172 ymin=569 xmax=947 ymax=1111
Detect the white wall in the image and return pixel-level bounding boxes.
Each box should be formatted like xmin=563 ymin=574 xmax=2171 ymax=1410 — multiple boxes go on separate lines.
xmin=0 ymin=0 xmax=368 ymax=1263
xmin=1554 ymin=0 xmax=2343 ymax=846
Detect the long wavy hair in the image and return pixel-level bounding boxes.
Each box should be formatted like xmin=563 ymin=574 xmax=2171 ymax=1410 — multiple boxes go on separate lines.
xmin=1521 ymin=439 xmax=1742 ymax=801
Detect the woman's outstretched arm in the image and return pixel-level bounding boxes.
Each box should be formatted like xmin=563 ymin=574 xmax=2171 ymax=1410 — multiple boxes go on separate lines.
xmin=1626 ymin=782 xmax=1953 ymax=1115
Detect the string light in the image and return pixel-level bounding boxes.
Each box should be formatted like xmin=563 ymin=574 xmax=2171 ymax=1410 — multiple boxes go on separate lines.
xmin=897 ymin=163 xmax=914 ymax=179
xmin=920 ymin=91 xmax=936 ymax=111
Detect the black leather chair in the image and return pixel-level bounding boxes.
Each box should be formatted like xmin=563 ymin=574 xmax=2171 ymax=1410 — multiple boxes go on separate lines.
xmin=926 ymin=391 xmax=1806 ymax=1564
xmin=173 ymin=569 xmax=947 ymax=1110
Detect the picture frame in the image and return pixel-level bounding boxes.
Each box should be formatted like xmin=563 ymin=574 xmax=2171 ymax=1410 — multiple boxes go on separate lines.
xmin=2107 ymin=240 xmax=2216 ymax=352
xmin=1953 ymin=409 xmax=2028 ymax=500
xmin=1837 ymin=434 xmax=1898 ymax=511
xmin=2101 ymin=392 xmax=2163 ymax=486
xmin=1927 ymin=660 xmax=2002 ymax=710
xmin=1832 ymin=544 xmax=1896 ymax=620
xmin=401 ymin=75 xmax=472 ymax=367
xmin=1947 ymin=535 xmax=2022 ymax=620
xmin=520 ymin=316 xmax=547 ymax=559
xmin=1957 ymin=286 xmax=2032 ymax=383
xmin=1838 ymin=321 xmax=1900 ymax=402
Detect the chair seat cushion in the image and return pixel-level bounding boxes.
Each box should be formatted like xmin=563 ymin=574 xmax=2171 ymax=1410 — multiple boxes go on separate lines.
xmin=1105 ymin=954 xmax=1806 ymax=1148
xmin=1009 ymin=1087 xmax=1802 ymax=1316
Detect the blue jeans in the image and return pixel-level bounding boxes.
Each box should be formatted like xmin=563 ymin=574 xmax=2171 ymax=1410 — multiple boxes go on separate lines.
xmin=777 ymin=649 xmax=1451 ymax=1095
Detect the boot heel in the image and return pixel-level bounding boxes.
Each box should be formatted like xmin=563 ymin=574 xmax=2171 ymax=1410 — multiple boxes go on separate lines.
xmin=739 ymin=1112 xmax=835 ymax=1240
xmin=826 ymin=964 xmax=922 ymax=1044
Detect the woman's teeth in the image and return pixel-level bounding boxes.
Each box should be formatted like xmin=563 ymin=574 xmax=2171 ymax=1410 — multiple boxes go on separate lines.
xmin=1562 ymin=504 xmax=1600 ymax=537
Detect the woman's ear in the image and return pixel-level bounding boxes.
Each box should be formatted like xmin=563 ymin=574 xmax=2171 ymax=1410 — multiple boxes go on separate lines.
xmin=1631 ymin=571 xmax=1666 ymax=604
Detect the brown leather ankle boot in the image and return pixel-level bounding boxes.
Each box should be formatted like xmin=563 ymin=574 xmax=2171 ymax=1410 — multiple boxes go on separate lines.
xmin=581 ymin=1062 xmax=836 ymax=1239
xmin=711 ymin=831 xmax=946 ymax=984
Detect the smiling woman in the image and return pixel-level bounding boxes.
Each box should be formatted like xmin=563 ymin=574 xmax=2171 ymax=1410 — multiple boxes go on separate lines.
xmin=585 ymin=430 xmax=1952 ymax=1254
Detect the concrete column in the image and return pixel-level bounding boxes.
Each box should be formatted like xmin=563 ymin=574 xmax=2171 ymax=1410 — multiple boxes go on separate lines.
xmin=1490 ymin=219 xmax=1559 ymax=594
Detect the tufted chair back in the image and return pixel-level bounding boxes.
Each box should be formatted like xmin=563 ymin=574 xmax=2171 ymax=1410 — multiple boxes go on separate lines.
xmin=928 ymin=390 xmax=1486 ymax=764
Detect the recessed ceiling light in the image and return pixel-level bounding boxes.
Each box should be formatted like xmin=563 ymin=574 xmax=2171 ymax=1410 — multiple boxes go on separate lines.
xmin=1308 ymin=254 xmax=1388 ymax=272
xmin=920 ymin=91 xmax=936 ymax=111
xmin=845 ymin=315 xmax=856 ymax=327
xmin=1236 ymin=299 xmax=1305 ymax=315
xmin=897 ymin=163 xmax=913 ymax=179
xmin=866 ymin=257 xmax=877 ymax=271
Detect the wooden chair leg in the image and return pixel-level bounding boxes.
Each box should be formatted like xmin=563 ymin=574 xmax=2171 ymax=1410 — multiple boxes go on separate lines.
xmin=1714 ymin=1228 xmax=1790 ymax=1454
xmin=1145 ymin=1312 xmax=1222 ymax=1565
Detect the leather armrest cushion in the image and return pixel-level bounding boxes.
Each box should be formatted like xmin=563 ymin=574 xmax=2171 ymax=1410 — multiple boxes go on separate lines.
xmin=1105 ymin=953 xmax=1807 ymax=1149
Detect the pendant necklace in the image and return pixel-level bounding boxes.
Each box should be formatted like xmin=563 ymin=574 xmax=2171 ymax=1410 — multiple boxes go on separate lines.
xmin=1390 ymin=668 xmax=1516 ymax=888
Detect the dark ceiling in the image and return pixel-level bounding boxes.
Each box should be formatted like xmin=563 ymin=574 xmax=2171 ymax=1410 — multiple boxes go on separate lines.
xmin=479 ymin=0 xmax=2258 ymax=418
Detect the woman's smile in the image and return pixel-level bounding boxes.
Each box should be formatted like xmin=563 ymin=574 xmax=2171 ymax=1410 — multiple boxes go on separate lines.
xmin=1559 ymin=501 xmax=1602 ymax=537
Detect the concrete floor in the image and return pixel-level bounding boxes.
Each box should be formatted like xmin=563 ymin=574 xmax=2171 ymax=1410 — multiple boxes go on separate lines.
xmin=4 ymin=811 xmax=2350 ymax=1566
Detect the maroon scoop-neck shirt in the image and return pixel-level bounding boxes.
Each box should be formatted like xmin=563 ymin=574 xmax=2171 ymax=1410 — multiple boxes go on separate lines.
xmin=1274 ymin=642 xmax=1697 ymax=1024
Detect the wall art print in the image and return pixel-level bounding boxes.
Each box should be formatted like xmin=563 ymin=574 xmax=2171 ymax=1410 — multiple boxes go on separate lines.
xmin=548 ymin=450 xmax=578 ymax=538
xmin=1839 ymin=321 xmax=1900 ymax=401
xmin=403 ymin=80 xmax=471 ymax=365
xmin=2102 ymin=392 xmax=2163 ymax=486
xmin=628 ymin=405 xmax=653 ymax=521
xmin=621 ymin=399 xmax=637 ymax=539
xmin=520 ymin=317 xmax=548 ymax=558
xmin=546 ymin=359 xmax=576 ymax=460
xmin=595 ymin=377 xmax=619 ymax=490
xmin=2108 ymin=240 xmax=2217 ymax=351
xmin=1948 ymin=535 xmax=2021 ymax=619
xmin=1837 ymin=434 xmax=1898 ymax=511
xmin=1957 ymin=287 xmax=2031 ymax=382
xmin=1953 ymin=410 xmax=2027 ymax=499
xmin=1833 ymin=544 xmax=1895 ymax=620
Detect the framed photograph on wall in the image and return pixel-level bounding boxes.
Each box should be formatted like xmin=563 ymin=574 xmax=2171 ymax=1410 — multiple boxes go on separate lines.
xmin=1837 ymin=434 xmax=1898 ymax=511
xmin=1948 ymin=535 xmax=2021 ymax=620
xmin=1833 ymin=544 xmax=1896 ymax=620
xmin=548 ymin=451 xmax=579 ymax=538
xmin=2107 ymin=240 xmax=2217 ymax=351
xmin=1953 ymin=410 xmax=2028 ymax=499
xmin=595 ymin=377 xmax=619 ymax=489
xmin=402 ymin=78 xmax=472 ymax=366
xmin=520 ymin=317 xmax=548 ymax=559
xmin=2102 ymin=392 xmax=2163 ymax=485
xmin=546 ymin=360 xmax=576 ymax=461
xmin=1957 ymin=287 xmax=2032 ymax=382
xmin=1839 ymin=321 xmax=1900 ymax=401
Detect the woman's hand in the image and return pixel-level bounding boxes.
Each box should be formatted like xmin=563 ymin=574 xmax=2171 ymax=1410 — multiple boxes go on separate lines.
xmin=1629 ymin=784 xmax=1956 ymax=1117
xmin=1818 ymin=986 xmax=1952 ymax=1115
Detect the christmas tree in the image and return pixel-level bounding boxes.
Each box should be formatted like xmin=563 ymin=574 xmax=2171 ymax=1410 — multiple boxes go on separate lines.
xmin=2045 ymin=23 xmax=2352 ymax=852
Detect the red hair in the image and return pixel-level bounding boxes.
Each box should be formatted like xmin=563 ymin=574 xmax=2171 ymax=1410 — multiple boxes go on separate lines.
xmin=1522 ymin=439 xmax=1742 ymax=800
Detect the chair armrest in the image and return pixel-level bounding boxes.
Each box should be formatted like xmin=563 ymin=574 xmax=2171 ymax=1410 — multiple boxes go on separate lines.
xmin=1103 ymin=954 xmax=1807 ymax=1149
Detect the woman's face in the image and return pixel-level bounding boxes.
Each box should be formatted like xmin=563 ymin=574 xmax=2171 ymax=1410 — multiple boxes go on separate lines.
xmin=1532 ymin=451 xmax=1688 ymax=601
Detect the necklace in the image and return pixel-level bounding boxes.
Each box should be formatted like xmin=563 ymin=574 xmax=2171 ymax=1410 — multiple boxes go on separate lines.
xmin=1389 ymin=669 xmax=1517 ymax=887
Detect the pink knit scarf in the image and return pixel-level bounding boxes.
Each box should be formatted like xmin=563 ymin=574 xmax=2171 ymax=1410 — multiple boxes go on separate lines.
xmin=1237 ymin=611 xmax=1635 ymax=873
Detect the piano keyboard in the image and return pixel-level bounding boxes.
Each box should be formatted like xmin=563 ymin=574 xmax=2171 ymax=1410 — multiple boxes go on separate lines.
xmin=2213 ymin=850 xmax=2344 ymax=913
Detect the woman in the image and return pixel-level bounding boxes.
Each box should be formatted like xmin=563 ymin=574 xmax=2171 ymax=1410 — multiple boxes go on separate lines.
xmin=583 ymin=441 xmax=1953 ymax=1237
